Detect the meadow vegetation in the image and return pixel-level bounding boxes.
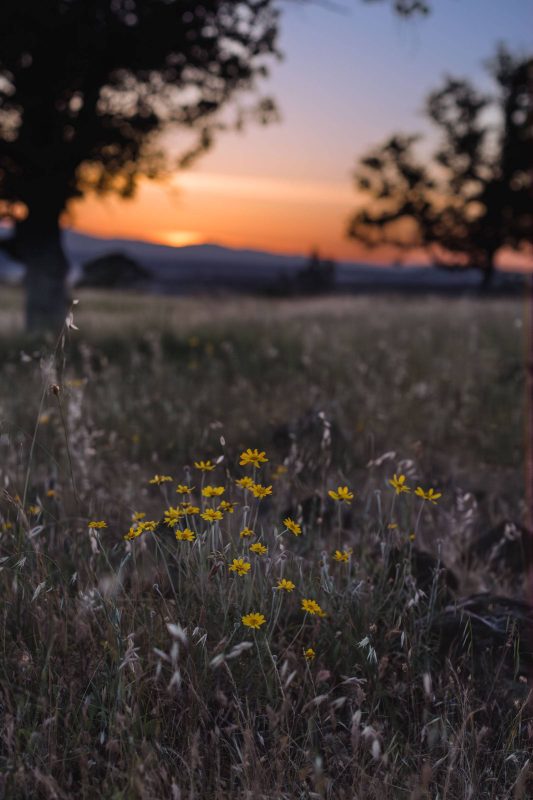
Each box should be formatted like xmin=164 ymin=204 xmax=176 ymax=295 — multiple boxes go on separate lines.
xmin=0 ymin=287 xmax=531 ymax=799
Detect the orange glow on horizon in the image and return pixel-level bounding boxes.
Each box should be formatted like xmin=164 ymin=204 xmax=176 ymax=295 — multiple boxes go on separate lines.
xmin=68 ymin=171 xmax=533 ymax=270
xmin=69 ymin=171 xmax=394 ymax=263
xmin=156 ymin=230 xmax=205 ymax=248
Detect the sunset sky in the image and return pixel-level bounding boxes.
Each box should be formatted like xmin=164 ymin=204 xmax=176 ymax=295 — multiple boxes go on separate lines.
xmin=70 ymin=0 xmax=533 ymax=266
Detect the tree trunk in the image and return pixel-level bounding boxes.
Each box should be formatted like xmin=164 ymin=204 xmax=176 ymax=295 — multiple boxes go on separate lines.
xmin=16 ymin=206 xmax=70 ymax=332
xmin=480 ymin=250 xmax=496 ymax=290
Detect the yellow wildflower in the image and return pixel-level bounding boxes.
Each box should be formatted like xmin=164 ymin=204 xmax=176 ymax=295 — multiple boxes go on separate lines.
xmin=333 ymin=549 xmax=352 ymax=563
xmin=229 ymin=558 xmax=251 ymax=576
xmin=275 ymin=578 xmax=296 ymax=592
xmin=194 ymin=460 xmax=215 ymax=472
xmin=415 ymin=487 xmax=442 ymax=504
xmin=283 ymin=517 xmax=302 ymax=536
xmin=389 ymin=473 xmax=410 ymax=495
xmin=304 ymin=647 xmax=316 ymax=661
xmin=124 ymin=526 xmax=142 ymax=541
xmin=164 ymin=506 xmax=184 ymax=527
xmin=251 ymin=483 xmax=272 ymax=499
xmin=240 ymin=527 xmax=255 ymax=538
xmin=328 ymin=486 xmax=354 ymax=504
xmin=242 ymin=612 xmax=266 ymax=629
xmin=88 ymin=520 xmax=107 ymax=529
xmin=273 ymin=465 xmax=288 ymax=480
xmin=201 ymin=508 xmax=223 ymax=523
xmin=181 ymin=504 xmax=200 ymax=515
xmin=239 ymin=448 xmax=268 ymax=468
xmin=387 ymin=522 xmax=398 ymax=530
xmin=236 ymin=476 xmax=255 ymax=490
xmin=175 ymin=527 xmax=195 ymax=542
xmin=27 ymin=505 xmax=41 ymax=516
xmin=140 ymin=520 xmax=157 ymax=533
xmin=218 ymin=500 xmax=237 ymax=514
xmin=250 ymin=542 xmax=268 ymax=556
xmin=149 ymin=474 xmax=173 ymax=485
xmin=132 ymin=511 xmax=146 ymax=522
xmin=301 ymin=598 xmax=326 ymax=617
xmin=46 ymin=489 xmax=57 ymax=498
xmin=176 ymin=484 xmax=194 ymax=495
xmin=202 ymin=485 xmax=225 ymax=498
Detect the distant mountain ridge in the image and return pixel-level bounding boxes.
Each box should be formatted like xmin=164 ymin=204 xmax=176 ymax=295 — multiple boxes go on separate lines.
xmin=0 ymin=228 xmax=525 ymax=293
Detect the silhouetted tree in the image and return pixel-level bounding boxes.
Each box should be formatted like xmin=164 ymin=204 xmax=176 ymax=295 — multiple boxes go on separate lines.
xmin=0 ymin=1 xmax=282 ymax=329
xmin=0 ymin=0 xmax=431 ymax=329
xmin=348 ymin=46 xmax=533 ymax=286
xmin=297 ymin=248 xmax=336 ymax=293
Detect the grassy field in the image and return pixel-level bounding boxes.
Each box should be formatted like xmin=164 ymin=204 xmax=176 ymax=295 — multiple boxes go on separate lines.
xmin=0 ymin=287 xmax=531 ymax=798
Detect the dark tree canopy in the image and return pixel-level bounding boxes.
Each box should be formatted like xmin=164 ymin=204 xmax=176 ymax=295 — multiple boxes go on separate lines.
xmin=0 ymin=1 xmax=281 ymax=214
xmin=348 ymin=46 xmax=533 ymax=284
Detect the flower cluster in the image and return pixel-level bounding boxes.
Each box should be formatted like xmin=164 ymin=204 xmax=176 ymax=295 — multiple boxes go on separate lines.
xmin=116 ymin=452 xmax=444 ymax=664
xmin=389 ymin=474 xmax=442 ymax=504
xmin=124 ymin=519 xmax=158 ymax=540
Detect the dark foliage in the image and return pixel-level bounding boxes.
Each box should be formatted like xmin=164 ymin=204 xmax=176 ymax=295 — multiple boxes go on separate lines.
xmin=348 ymin=45 xmax=533 ymax=285
xmin=430 ymin=593 xmax=533 ymax=680
xmin=468 ymin=520 xmax=532 ymax=576
xmin=388 ymin=545 xmax=459 ymax=595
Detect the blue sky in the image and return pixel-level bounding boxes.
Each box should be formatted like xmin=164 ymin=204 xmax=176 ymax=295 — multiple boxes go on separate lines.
xmin=204 ymin=0 xmax=533 ymax=180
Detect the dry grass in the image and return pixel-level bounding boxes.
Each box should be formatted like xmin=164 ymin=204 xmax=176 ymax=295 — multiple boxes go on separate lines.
xmin=0 ymin=287 xmax=531 ymax=799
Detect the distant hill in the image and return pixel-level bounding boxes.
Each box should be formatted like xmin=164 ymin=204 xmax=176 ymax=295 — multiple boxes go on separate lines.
xmin=0 ymin=228 xmax=525 ymax=294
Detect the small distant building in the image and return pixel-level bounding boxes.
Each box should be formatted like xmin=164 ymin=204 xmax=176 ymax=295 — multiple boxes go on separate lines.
xmin=76 ymin=252 xmax=151 ymax=289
